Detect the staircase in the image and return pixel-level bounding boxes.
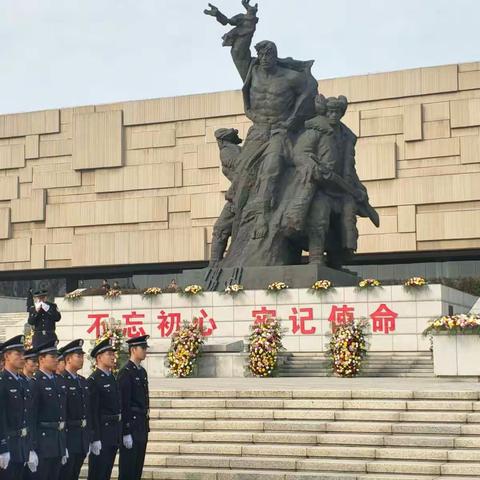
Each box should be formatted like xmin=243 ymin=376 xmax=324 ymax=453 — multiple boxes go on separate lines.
xmin=278 ymin=352 xmax=435 ymax=377
xmin=0 ymin=312 xmax=26 ymax=342
xmin=80 ymin=386 xmax=480 ymax=479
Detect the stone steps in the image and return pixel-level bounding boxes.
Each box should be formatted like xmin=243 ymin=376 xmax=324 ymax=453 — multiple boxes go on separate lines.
xmin=80 ymin=465 xmax=477 ymax=479
xmin=278 ymin=353 xmax=434 ymax=377
xmin=78 ymin=388 xmax=480 ymax=479
xmin=279 ymin=372 xmax=435 ymax=378
xmin=145 ymin=442 xmax=480 ymax=461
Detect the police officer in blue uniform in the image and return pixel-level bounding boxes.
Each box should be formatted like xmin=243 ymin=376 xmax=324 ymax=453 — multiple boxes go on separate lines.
xmin=0 ymin=335 xmax=37 ymax=479
xmin=21 ymin=347 xmax=39 ymax=383
xmin=118 ymin=335 xmax=150 ymax=480
xmin=87 ymin=338 xmax=122 ymax=480
xmin=27 ymin=290 xmax=61 ymax=349
xmin=32 ymin=339 xmax=68 ymax=480
xmin=0 ymin=343 xmax=4 ymax=371
xmin=58 ymin=339 xmax=91 ymax=480
xmin=20 ymin=346 xmax=39 ymax=480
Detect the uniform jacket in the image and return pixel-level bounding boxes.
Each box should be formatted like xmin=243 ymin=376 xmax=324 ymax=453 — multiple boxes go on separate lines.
xmin=62 ymin=370 xmax=91 ymax=456
xmin=32 ymin=370 xmax=67 ymax=459
xmin=0 ymin=370 xmax=33 ymax=463
xmin=87 ymin=368 xmax=122 ymax=447
xmin=28 ymin=302 xmax=61 ymax=346
xmin=118 ymin=361 xmax=150 ymax=444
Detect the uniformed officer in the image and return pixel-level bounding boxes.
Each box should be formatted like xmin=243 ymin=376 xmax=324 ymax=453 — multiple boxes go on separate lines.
xmin=56 ymin=353 xmax=66 ymax=376
xmin=58 ymin=340 xmax=91 ymax=480
xmin=20 ymin=346 xmax=39 ymax=480
xmin=118 ymin=335 xmax=150 ymax=480
xmin=32 ymin=339 xmax=68 ymax=480
xmin=27 ymin=290 xmax=61 ymax=349
xmin=22 ymin=348 xmax=39 ymax=381
xmin=87 ymin=338 xmax=122 ymax=480
xmin=0 ymin=335 xmax=37 ymax=479
xmin=0 ymin=343 xmax=4 ymax=371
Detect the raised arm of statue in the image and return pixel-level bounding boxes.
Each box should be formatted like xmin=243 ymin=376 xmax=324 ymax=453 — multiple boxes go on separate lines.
xmin=204 ymin=3 xmax=230 ymax=26
xmin=204 ymin=1 xmax=257 ymax=82
xmin=229 ymin=28 xmax=255 ymax=82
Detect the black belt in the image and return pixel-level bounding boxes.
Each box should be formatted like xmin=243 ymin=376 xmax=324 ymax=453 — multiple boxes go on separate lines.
xmin=101 ymin=414 xmax=121 ymax=422
xmin=8 ymin=427 xmax=28 ymax=438
xmin=40 ymin=421 xmax=65 ymax=431
xmin=67 ymin=419 xmax=88 ymax=429
xmin=34 ymin=329 xmax=54 ymax=335
xmin=131 ymin=407 xmax=147 ymax=415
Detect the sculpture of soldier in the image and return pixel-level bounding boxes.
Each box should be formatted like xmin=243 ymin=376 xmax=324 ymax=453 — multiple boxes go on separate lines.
xmin=291 ymin=95 xmax=379 ymax=266
xmin=209 ymin=128 xmax=242 ymax=267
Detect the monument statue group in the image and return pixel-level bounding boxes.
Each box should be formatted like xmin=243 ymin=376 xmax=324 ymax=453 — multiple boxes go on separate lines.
xmin=205 ymin=1 xmax=379 ymax=272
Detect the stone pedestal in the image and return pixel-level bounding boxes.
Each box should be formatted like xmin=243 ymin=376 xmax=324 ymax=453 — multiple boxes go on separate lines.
xmin=218 ymin=265 xmax=359 ymax=290
xmin=5 ymin=284 xmax=478 ymax=378
xmin=133 ymin=265 xmax=359 ymax=292
xmin=433 ymin=333 xmax=480 ymax=376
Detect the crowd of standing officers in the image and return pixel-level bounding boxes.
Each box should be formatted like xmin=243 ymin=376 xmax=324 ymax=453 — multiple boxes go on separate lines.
xmin=0 ymin=290 xmax=150 ymax=480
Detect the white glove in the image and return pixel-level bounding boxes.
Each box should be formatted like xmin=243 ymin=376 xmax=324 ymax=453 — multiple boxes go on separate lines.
xmin=61 ymin=448 xmax=69 ymax=465
xmin=34 ymin=302 xmax=41 ymax=312
xmin=0 ymin=452 xmax=10 ymax=470
xmin=90 ymin=441 xmax=102 ymax=456
xmin=27 ymin=450 xmax=38 ymax=473
xmin=41 ymin=302 xmax=50 ymax=312
xmin=123 ymin=434 xmax=133 ymax=449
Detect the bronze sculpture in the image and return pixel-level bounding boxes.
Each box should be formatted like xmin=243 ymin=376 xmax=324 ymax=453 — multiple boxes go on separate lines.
xmin=205 ymin=1 xmax=379 ymax=272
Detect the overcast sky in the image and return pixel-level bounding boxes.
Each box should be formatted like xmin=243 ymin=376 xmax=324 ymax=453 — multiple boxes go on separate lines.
xmin=1 ymin=0 xmax=479 ymax=114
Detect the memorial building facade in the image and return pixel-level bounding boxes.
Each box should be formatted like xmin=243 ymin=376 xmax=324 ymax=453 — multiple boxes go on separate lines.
xmin=1 ymin=61 xmax=480 ymax=294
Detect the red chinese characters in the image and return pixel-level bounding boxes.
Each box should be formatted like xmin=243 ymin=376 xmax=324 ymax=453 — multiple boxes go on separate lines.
xmin=370 ymin=304 xmax=398 ymax=334
xmin=85 ymin=300 xmax=401 ymax=341
xmin=122 ymin=311 xmax=147 ymax=338
xmin=156 ymin=309 xmax=218 ymax=338
xmin=328 ymin=304 xmax=355 ymax=329
xmin=289 ymin=307 xmax=316 ymax=335
xmin=193 ymin=309 xmax=217 ymax=337
xmin=86 ymin=313 xmax=110 ymax=338
xmin=252 ymin=306 xmax=277 ymax=324
xmin=157 ymin=311 xmax=181 ymax=338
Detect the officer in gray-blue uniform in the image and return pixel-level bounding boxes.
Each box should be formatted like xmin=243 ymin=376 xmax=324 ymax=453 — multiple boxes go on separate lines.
xmin=118 ymin=335 xmax=150 ymax=480
xmin=32 ymin=339 xmax=68 ymax=480
xmin=20 ymin=345 xmax=39 ymax=480
xmin=27 ymin=290 xmax=61 ymax=349
xmin=0 ymin=335 xmax=37 ymax=479
xmin=87 ymin=337 xmax=122 ymax=480
xmin=58 ymin=339 xmax=91 ymax=480
xmin=21 ymin=347 xmax=39 ymax=383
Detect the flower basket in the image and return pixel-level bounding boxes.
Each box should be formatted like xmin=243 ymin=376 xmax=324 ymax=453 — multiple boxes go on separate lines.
xmin=181 ymin=285 xmax=204 ymax=297
xmin=167 ymin=319 xmax=205 ymax=378
xmin=142 ymin=287 xmax=162 ymax=298
xmin=24 ymin=330 xmax=33 ymax=350
xmin=404 ymin=276 xmax=428 ymax=291
xmin=266 ymin=281 xmax=289 ymax=295
xmin=309 ymin=280 xmax=334 ymax=295
xmin=423 ymin=314 xmax=480 ymax=336
xmin=424 ymin=315 xmax=480 ymax=376
xmin=223 ymin=284 xmax=244 ymax=296
xmin=326 ymin=319 xmax=369 ymax=377
xmin=104 ymin=289 xmax=122 ymax=300
xmin=247 ymin=317 xmax=284 ymax=377
xmin=64 ymin=290 xmax=83 ymax=302
xmin=357 ymin=278 xmax=381 ymax=291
